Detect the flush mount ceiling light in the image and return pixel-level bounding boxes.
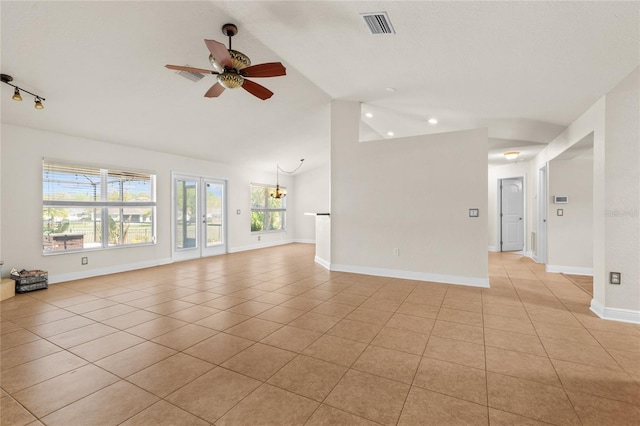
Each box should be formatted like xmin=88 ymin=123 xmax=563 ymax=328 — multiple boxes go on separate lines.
xmin=386 ymin=87 xmax=397 ymax=92
xmin=365 ymin=112 xmax=373 ymax=118
xmin=428 ymin=118 xmax=438 ymax=124
xmin=387 ymin=131 xmax=394 ymax=136
xmin=270 ymin=159 xmax=305 ymax=199
xmin=504 ymin=151 xmax=520 ymax=160
xmin=1 ymin=74 xmax=46 ymax=109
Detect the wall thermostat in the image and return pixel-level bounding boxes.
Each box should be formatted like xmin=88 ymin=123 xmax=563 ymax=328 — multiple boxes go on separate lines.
xmin=553 ymin=195 xmax=569 ymax=204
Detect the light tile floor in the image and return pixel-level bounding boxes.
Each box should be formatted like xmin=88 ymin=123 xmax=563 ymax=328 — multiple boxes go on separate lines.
xmin=1 ymin=245 xmax=639 ymax=425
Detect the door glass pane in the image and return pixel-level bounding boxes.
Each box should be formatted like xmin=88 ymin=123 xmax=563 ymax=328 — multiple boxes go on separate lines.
xmin=176 ymin=179 xmax=198 ymax=249
xmin=205 ymin=181 xmax=223 ymax=247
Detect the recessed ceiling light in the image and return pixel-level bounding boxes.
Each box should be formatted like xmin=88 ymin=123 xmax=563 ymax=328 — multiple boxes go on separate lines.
xmin=428 ymin=118 xmax=438 ymax=124
xmin=386 ymin=87 xmax=396 ymax=92
xmin=387 ymin=131 xmax=394 ymax=136
xmin=365 ymin=112 xmax=373 ymax=118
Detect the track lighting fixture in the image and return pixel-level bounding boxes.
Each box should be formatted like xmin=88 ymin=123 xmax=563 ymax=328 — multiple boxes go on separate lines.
xmin=1 ymin=74 xmax=46 ymax=110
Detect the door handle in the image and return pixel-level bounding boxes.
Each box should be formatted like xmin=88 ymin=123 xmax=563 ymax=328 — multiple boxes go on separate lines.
xmin=519 ymin=218 xmax=522 ymax=220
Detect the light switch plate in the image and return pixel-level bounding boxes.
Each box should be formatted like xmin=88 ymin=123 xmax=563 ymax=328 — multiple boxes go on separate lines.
xmin=557 ymin=209 xmax=563 ymax=216
xmin=469 ymin=208 xmax=479 ymax=217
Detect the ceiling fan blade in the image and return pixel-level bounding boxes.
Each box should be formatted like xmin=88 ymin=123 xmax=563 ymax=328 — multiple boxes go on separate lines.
xmin=204 ymin=82 xmax=225 ymax=98
xmin=242 ymin=79 xmax=274 ymax=100
xmin=204 ymin=39 xmax=232 ymax=69
xmin=165 ymin=64 xmax=217 ymax=74
xmin=240 ymin=62 xmax=287 ymax=78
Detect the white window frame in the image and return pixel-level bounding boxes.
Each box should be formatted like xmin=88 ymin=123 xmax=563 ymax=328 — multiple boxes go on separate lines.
xmin=250 ymin=183 xmax=286 ymax=233
xmin=42 ymin=160 xmax=156 ymax=254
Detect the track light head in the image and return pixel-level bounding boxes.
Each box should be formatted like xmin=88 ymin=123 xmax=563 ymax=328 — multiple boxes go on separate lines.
xmin=34 ymin=97 xmax=44 ymax=109
xmin=12 ymin=87 xmax=22 ymax=101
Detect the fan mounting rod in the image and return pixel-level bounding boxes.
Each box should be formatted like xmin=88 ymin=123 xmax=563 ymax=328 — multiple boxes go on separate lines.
xmin=222 ymin=23 xmax=238 ymax=50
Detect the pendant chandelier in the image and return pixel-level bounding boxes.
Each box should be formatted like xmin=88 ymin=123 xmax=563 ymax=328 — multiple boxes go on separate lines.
xmin=269 ymin=159 xmax=305 ymax=199
xmin=270 ymin=165 xmax=286 ymax=199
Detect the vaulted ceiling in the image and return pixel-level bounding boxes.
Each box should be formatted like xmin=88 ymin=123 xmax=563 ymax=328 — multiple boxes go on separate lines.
xmin=1 ymin=1 xmax=638 ymax=171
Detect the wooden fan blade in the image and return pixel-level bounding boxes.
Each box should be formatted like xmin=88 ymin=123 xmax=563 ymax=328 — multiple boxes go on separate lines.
xmin=165 ymin=64 xmax=217 ymax=74
xmin=240 ymin=62 xmax=286 ymax=78
xmin=204 ymin=39 xmax=232 ymax=69
xmin=242 ymin=79 xmax=274 ymax=100
xmin=204 ymin=82 xmax=225 ymax=98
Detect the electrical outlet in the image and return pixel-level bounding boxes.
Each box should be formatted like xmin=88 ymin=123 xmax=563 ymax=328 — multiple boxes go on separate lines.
xmin=393 ymin=248 xmax=399 ymax=256
xmin=81 ymin=257 xmax=88 ymax=265
xmin=610 ymin=272 xmax=621 ymax=285
xmin=236 ymin=209 xmax=241 ymax=214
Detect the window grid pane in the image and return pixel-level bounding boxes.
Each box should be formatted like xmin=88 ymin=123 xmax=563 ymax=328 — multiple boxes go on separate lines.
xmin=250 ymin=183 xmax=286 ymax=232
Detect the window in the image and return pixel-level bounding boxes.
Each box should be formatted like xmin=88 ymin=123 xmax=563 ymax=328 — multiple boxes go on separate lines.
xmin=42 ymin=160 xmax=156 ymax=253
xmin=250 ymin=183 xmax=286 ymax=232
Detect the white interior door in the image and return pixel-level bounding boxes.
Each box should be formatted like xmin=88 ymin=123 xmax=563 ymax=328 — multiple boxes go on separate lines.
xmin=501 ymin=177 xmax=524 ymax=252
xmin=173 ymin=174 xmax=226 ymax=261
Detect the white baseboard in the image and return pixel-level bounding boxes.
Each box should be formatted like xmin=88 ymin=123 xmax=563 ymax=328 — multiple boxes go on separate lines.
xmin=329 ymin=263 xmax=489 ymax=288
xmin=293 ymin=239 xmax=315 ymax=244
xmin=488 ymin=246 xmax=499 ymax=252
xmin=546 ymin=264 xmax=593 ymax=276
xmin=228 ymin=239 xmax=294 ymax=253
xmin=314 ymin=256 xmax=331 ymax=270
xmin=49 ymin=257 xmax=173 ymax=284
xmin=590 ymin=299 xmax=640 ymax=324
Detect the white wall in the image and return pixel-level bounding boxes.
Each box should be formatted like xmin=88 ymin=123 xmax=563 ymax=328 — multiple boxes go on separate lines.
xmin=0 ymin=134 xmax=3 ymax=275
xmin=291 ymin=164 xmax=331 ymax=242
xmin=330 ymin=101 xmax=489 ymax=287
xmin=531 ymin=97 xmax=606 ymax=302
xmin=547 ymin=157 xmax=593 ymax=273
xmin=604 ymin=68 xmax=639 ymax=312
xmin=530 ymin=66 xmax=639 ymax=322
xmin=487 ymin=161 xmax=531 ymax=252
xmin=0 ymin=124 xmax=295 ymax=281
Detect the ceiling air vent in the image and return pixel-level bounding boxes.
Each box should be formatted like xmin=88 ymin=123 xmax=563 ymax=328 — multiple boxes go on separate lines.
xmin=361 ymin=12 xmax=395 ymax=35
xmin=177 ymin=65 xmax=205 ymax=82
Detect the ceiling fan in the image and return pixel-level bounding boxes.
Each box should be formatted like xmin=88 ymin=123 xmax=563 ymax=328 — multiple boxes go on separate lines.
xmin=166 ymin=23 xmax=286 ymax=100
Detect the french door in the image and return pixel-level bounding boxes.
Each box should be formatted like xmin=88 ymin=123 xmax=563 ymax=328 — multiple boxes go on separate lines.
xmin=172 ymin=173 xmax=227 ymax=261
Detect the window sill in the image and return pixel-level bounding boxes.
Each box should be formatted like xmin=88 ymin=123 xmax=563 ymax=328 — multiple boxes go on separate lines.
xmin=42 ymin=242 xmax=156 ymax=256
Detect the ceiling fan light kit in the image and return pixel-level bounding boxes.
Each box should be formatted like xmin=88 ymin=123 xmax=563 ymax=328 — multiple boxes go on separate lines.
xmin=166 ymin=23 xmax=286 ymax=100
xmin=218 ymin=73 xmax=244 ymax=89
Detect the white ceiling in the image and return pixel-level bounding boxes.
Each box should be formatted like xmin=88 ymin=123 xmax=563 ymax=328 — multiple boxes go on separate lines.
xmin=1 ymin=1 xmax=638 ymax=172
